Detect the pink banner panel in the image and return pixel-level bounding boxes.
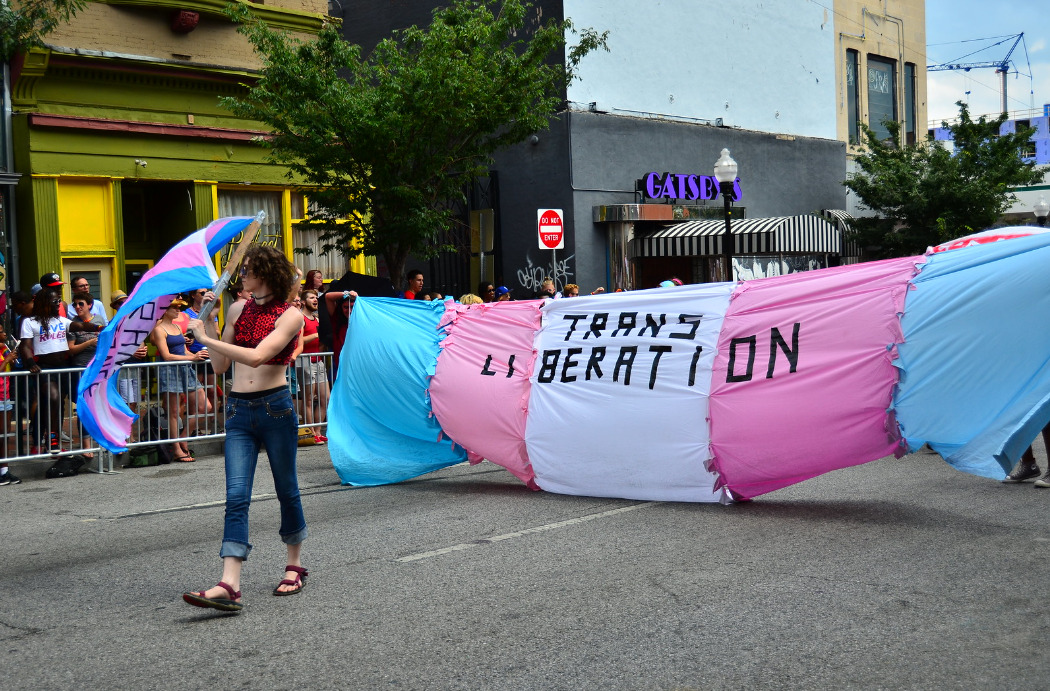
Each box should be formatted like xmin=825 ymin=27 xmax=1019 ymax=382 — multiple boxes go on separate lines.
xmin=429 ymin=300 xmax=544 ymax=489
xmin=709 ymin=257 xmax=919 ymax=499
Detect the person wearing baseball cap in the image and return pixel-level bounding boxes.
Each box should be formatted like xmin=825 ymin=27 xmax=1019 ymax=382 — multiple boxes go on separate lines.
xmin=39 ymin=272 xmax=64 ymax=288
xmin=39 ymin=272 xmax=69 ymax=317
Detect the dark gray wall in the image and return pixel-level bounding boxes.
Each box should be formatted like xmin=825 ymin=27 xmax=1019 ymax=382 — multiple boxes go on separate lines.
xmin=491 ymin=111 xmax=848 ymax=293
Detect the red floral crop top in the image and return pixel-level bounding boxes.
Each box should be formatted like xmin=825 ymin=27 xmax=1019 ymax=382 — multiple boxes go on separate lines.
xmin=233 ymin=299 xmax=299 ymax=366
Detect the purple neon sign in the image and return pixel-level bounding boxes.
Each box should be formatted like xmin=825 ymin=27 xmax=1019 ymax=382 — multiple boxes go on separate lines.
xmin=643 ymin=172 xmax=742 ymax=202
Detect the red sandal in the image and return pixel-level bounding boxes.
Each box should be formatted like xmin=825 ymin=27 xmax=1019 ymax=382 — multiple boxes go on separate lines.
xmin=273 ymin=565 xmax=308 ymax=596
xmin=183 ymin=581 xmax=243 ymax=612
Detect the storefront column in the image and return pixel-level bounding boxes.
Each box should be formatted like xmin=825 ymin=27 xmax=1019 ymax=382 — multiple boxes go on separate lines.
xmin=20 ymin=175 xmax=61 ymax=282
xmin=607 ymin=221 xmax=635 ymax=291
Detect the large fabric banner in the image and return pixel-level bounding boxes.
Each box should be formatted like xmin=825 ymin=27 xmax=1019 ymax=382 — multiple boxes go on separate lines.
xmin=326 ymin=226 xmax=1050 ymax=502
xmin=525 ymin=285 xmax=733 ymax=502
xmin=430 ymin=301 xmax=543 ymax=489
xmin=895 ymin=232 xmax=1050 ymax=479
xmin=328 ymin=298 xmax=467 ymax=486
xmin=708 ymin=257 xmax=917 ymax=498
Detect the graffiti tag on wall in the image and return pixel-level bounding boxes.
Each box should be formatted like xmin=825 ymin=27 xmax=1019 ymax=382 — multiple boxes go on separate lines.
xmin=516 ymin=253 xmax=575 ymax=293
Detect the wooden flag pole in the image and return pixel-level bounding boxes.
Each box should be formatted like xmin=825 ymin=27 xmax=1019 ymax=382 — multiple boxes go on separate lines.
xmin=199 ymin=210 xmax=265 ymax=323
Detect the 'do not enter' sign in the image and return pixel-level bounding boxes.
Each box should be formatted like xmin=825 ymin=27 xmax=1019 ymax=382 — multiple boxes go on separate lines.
xmin=537 ymin=209 xmax=565 ymax=250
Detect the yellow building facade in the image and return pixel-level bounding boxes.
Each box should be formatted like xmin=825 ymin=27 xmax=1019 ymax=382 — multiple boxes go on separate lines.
xmin=9 ymin=0 xmax=366 ymax=308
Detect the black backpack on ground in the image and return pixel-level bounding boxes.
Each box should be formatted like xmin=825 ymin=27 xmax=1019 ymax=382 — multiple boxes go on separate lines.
xmin=45 ymin=455 xmax=86 ymax=479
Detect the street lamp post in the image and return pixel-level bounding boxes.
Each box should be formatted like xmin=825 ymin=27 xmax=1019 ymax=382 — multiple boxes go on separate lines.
xmin=713 ymin=148 xmax=738 ymax=281
xmin=1035 ymin=195 xmax=1049 ymax=227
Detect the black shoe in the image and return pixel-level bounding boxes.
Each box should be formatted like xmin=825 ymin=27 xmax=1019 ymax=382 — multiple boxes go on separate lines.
xmin=1003 ymin=460 xmax=1040 ymax=483
xmin=1035 ymin=470 xmax=1050 ymax=488
xmin=0 ymin=471 xmax=21 ymax=485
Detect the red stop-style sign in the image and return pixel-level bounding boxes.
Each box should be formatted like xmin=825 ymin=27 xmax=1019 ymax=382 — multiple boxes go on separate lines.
xmin=538 ymin=208 xmax=564 ymax=250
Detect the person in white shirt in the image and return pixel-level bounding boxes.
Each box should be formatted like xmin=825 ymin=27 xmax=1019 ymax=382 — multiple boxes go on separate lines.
xmin=19 ymin=287 xmax=73 ymax=452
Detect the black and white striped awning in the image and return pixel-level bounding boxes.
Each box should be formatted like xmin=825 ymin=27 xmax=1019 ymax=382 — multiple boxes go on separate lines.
xmin=819 ymin=209 xmax=861 ymax=258
xmin=637 ymin=214 xmax=843 ymax=258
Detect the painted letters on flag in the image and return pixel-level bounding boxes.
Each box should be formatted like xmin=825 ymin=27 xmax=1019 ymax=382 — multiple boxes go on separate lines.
xmin=525 ymin=286 xmax=733 ymax=502
xmin=77 ymin=216 xmax=257 ymax=453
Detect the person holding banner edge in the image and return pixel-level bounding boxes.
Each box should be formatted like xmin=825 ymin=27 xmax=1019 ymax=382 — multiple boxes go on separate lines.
xmin=182 ymin=244 xmax=308 ymax=612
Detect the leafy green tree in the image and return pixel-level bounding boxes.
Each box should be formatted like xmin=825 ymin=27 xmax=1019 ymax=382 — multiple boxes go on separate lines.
xmin=225 ymin=0 xmax=607 ymax=283
xmin=844 ymin=102 xmax=1045 ymax=258
xmin=1 ymin=0 xmax=87 ymax=62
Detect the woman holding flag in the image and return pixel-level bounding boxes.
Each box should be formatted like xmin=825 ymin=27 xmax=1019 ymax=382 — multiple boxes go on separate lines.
xmin=182 ymin=244 xmax=308 ymax=612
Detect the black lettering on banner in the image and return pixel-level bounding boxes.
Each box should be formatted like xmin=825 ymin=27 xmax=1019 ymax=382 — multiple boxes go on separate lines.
xmin=612 ymin=312 xmax=638 ymax=337
xmin=538 ymin=350 xmax=560 ymax=383
xmin=613 ymin=346 xmax=638 ymax=385
xmin=561 ymin=348 xmax=583 ymax=383
xmin=767 ymin=323 xmax=801 ymax=378
xmin=584 ymin=313 xmax=608 ymax=340
xmin=670 ymin=314 xmax=703 ymax=340
xmin=688 ymin=346 xmax=703 ymax=386
xmin=506 ymin=354 xmax=515 ymax=378
xmin=727 ymin=335 xmax=757 ymax=383
xmin=648 ymin=345 xmax=672 ymax=390
xmin=562 ymin=315 xmax=588 ymax=341
xmin=639 ymin=313 xmax=666 ymax=338
xmin=585 ymin=347 xmax=606 ymax=380
xmin=481 ymin=354 xmax=496 ymax=376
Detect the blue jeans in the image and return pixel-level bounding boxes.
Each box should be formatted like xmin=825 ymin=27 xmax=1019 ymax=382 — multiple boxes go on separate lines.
xmin=220 ymin=388 xmax=307 ymax=560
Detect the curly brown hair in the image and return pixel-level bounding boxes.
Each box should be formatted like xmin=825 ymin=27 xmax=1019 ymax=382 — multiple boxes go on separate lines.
xmin=243 ymin=245 xmax=297 ymax=299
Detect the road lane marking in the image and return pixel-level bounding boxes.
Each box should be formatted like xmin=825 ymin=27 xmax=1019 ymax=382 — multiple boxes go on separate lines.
xmin=396 ymin=501 xmax=662 ymax=562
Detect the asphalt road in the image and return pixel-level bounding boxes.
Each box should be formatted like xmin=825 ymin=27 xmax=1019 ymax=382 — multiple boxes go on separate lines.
xmin=2 ymin=443 xmax=1049 ymax=690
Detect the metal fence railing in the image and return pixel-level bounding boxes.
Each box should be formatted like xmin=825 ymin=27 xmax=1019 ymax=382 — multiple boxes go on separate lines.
xmin=1 ymin=352 xmax=334 ymax=473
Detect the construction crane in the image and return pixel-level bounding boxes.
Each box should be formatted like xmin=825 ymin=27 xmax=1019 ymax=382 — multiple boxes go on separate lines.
xmin=927 ymin=33 xmax=1029 ymax=114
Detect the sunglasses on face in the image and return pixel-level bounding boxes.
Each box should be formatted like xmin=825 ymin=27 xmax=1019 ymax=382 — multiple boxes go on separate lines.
xmin=74 ymin=301 xmax=90 ymax=307
xmin=240 ymin=265 xmax=251 ymax=278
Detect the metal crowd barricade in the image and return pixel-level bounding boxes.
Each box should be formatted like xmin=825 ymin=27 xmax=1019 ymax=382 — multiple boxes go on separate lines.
xmin=1 ymin=351 xmax=334 ymax=472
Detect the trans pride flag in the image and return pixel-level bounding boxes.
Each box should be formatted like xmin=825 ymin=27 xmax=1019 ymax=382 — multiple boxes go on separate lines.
xmin=329 ymin=227 xmax=1050 ymax=501
xmin=78 ymin=216 xmax=257 ymax=453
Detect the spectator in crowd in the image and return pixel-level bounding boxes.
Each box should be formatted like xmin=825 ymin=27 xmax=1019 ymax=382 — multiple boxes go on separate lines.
xmin=0 ymin=323 xmax=19 ymax=485
xmin=10 ymin=291 xmax=33 ymax=336
xmin=38 ymin=272 xmax=69 ymax=317
xmin=19 ymin=287 xmax=72 ymax=453
xmin=496 ymin=286 xmax=511 ymax=302
xmin=536 ymin=278 xmax=557 ymax=299
xmin=299 ymin=290 xmax=329 ymax=445
xmin=1003 ymin=424 xmax=1050 ymax=488
xmin=68 ymin=290 xmax=103 ymax=457
xmin=229 ymin=281 xmax=251 ymax=307
xmin=402 ymin=269 xmax=424 ymax=300
xmin=304 ymin=269 xmax=325 ymax=293
xmin=323 ymin=289 xmax=357 ymax=377
xmin=659 ymin=277 xmax=685 ymax=288
xmin=479 ymin=282 xmax=496 ymax=303
xmin=183 ymin=244 xmax=307 ymax=612
xmin=183 ymin=288 xmax=218 ymax=435
xmin=69 ymin=276 xmax=109 ymax=326
xmin=561 ymin=284 xmax=580 ymax=298
xmin=150 ymin=297 xmax=207 ymax=462
xmin=459 ymin=293 xmax=484 ymax=305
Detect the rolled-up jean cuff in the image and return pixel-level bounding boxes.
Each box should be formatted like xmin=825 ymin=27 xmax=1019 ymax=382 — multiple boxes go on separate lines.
xmin=220 ymin=539 xmax=252 ymax=560
xmin=281 ymin=526 xmax=308 ymax=546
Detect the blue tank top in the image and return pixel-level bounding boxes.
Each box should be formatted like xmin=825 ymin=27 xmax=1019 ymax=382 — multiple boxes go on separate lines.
xmin=165 ymin=331 xmax=187 ymax=357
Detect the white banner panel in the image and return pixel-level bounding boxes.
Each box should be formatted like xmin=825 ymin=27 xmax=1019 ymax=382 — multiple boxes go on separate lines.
xmin=525 ymin=284 xmax=734 ymax=502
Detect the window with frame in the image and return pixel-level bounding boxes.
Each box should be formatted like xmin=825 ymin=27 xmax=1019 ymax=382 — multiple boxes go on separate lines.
xmin=846 ymin=49 xmax=860 ymax=145
xmin=904 ymin=62 xmax=917 ymax=145
xmin=291 ymin=196 xmax=353 ymax=281
xmin=867 ymin=56 xmax=897 ymax=143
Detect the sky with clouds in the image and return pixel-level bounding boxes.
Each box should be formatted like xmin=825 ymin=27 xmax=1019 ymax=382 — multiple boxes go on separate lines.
xmin=925 ymin=0 xmax=1048 ymax=124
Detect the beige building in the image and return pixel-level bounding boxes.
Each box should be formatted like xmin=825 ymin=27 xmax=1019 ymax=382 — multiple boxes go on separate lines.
xmin=834 ymin=0 xmax=928 ymax=151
